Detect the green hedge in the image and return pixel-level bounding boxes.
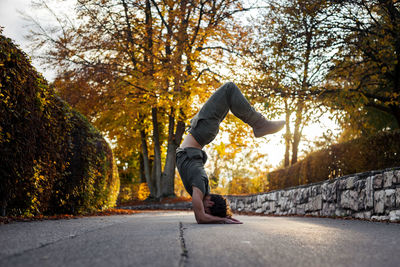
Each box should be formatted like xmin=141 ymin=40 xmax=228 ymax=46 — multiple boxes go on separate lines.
xmin=267 ymin=130 xmax=400 ymax=191
xmin=0 ymin=33 xmax=119 ymax=216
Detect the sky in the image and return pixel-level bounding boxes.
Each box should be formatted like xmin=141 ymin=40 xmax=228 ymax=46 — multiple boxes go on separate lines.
xmin=0 ymin=0 xmax=341 ymax=168
xmin=0 ymin=0 xmax=62 ymax=81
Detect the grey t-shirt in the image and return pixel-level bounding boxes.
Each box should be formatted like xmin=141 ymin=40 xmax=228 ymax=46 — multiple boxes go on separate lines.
xmin=176 ymin=147 xmax=210 ymax=196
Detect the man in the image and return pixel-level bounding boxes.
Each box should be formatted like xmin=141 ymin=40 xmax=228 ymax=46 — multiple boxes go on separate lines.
xmin=176 ymin=82 xmax=285 ymax=224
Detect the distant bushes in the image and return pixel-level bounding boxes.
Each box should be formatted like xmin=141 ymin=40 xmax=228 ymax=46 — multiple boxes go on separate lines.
xmin=0 ymin=33 xmax=119 ymax=216
xmin=268 ymin=130 xmax=400 ymax=191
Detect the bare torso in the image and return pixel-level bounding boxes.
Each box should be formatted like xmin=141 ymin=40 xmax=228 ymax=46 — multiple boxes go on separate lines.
xmin=180 ymin=133 xmax=202 ymax=149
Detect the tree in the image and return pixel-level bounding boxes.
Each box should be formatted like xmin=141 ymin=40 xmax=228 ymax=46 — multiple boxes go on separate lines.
xmin=248 ymin=0 xmax=337 ymax=166
xmin=322 ymin=0 xmax=400 ymax=136
xmin=28 ymin=0 xmax=249 ymax=198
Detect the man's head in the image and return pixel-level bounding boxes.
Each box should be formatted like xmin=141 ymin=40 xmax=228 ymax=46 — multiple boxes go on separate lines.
xmin=203 ymin=194 xmax=232 ymax=217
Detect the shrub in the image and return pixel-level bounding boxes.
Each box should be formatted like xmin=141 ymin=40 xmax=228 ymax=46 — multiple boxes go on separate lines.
xmin=0 ymin=32 xmax=119 ymax=216
xmin=267 ymin=130 xmax=400 ymax=191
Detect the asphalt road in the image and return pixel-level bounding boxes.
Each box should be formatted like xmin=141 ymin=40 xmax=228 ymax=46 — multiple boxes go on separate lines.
xmin=1 ymin=211 xmax=399 ymax=267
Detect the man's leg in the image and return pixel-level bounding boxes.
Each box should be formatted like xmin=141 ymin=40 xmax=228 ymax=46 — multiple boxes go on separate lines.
xmin=190 ymin=82 xmax=284 ymax=145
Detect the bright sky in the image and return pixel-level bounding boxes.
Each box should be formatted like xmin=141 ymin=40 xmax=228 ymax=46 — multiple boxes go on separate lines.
xmin=1 ymin=0 xmax=341 ymax=169
xmin=0 ymin=0 xmax=61 ymax=81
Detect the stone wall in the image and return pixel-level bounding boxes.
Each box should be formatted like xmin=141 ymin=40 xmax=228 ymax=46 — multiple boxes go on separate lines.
xmin=226 ymin=168 xmax=400 ymax=222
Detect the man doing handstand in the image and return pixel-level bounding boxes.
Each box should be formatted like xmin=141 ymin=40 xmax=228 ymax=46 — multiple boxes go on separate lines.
xmin=176 ymin=82 xmax=285 ymax=224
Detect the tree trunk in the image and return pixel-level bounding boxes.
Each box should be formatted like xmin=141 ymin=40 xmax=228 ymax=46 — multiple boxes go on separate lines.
xmin=162 ymin=109 xmax=186 ymax=197
xmin=291 ymin=100 xmax=304 ymax=165
xmin=291 ymin=27 xmax=311 ymax=165
xmin=139 ymin=153 xmax=146 ymax=183
xmin=284 ymin=100 xmax=292 ymax=167
xmin=161 ymin=111 xmax=176 ymax=197
xmin=140 ymin=129 xmax=156 ymax=197
xmin=159 ymin=1 xmax=188 ymax=197
xmin=152 ymin=107 xmax=162 ymax=198
xmin=0 ymin=197 xmax=6 ymax=217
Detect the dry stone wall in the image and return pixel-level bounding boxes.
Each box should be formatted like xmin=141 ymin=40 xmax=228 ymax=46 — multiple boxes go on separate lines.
xmin=226 ymin=168 xmax=400 ymax=222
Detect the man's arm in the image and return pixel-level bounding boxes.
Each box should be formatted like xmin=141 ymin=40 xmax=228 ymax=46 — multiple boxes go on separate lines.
xmin=192 ymin=187 xmax=241 ymax=224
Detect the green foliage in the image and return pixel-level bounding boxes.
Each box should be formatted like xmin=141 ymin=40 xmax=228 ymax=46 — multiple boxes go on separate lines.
xmin=267 ymin=130 xmax=400 ymax=191
xmin=0 ymin=33 xmax=119 ymax=216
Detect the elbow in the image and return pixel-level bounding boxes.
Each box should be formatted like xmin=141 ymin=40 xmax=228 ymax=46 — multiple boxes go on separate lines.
xmin=196 ymin=217 xmax=207 ymax=224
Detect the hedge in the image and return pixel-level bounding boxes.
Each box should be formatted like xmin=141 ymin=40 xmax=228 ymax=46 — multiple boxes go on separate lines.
xmin=267 ymin=130 xmax=400 ymax=191
xmin=0 ymin=32 xmax=119 ymax=216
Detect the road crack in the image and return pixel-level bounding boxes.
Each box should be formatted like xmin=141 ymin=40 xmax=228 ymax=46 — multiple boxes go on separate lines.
xmin=179 ymin=222 xmax=188 ymax=267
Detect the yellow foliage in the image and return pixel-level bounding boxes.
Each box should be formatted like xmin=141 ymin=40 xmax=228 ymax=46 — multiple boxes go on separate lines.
xmin=174 ymin=174 xmax=190 ymax=198
xmin=138 ymin=183 xmax=150 ymax=200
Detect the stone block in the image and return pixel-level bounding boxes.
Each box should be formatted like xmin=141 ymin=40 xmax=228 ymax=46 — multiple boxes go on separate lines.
xmin=275 ymin=207 xmax=281 ymax=215
xmin=295 ymin=188 xmax=308 ymax=204
xmin=245 ymin=196 xmax=252 ymax=204
xmin=364 ymin=211 xmax=372 ymax=219
xmin=292 ymin=190 xmax=299 ymax=203
xmin=371 ymin=215 xmax=389 ymax=221
xmin=335 ymin=209 xmax=351 ymax=217
xmin=267 ymin=192 xmax=278 ymax=201
xmin=354 ymin=179 xmax=365 ymax=192
xmin=321 ymin=182 xmax=328 ymax=201
xmin=325 ymin=181 xmax=337 ymax=202
xmin=252 ymin=201 xmax=259 ymax=210
xmin=311 ymin=211 xmax=320 ymax=216
xmin=354 ymin=212 xmax=364 ymax=219
xmin=229 ymin=200 xmax=237 ymax=210
xmin=256 ymin=195 xmax=264 ymax=207
xmin=243 ymin=204 xmax=251 ymax=212
xmin=354 ymin=211 xmax=371 ymax=219
xmin=306 ymin=194 xmax=322 ymax=211
xmin=311 ymin=185 xmax=321 ymax=197
xmin=255 ymin=208 xmax=263 ymax=214
xmin=260 ymin=202 xmax=268 ymax=213
xmin=322 ymin=203 xmax=336 ymax=216
xmin=374 ymin=190 xmax=385 ymax=214
xmin=358 ymin=189 xmax=366 ymax=210
xmin=383 ymin=171 xmax=394 ymax=188
xmin=278 ymin=196 xmax=287 ymax=208
xmin=288 ymin=207 xmax=296 ymax=215
xmin=287 ymin=189 xmax=295 ymax=200
xmin=338 ymin=178 xmax=347 ymax=190
xmin=237 ymin=201 xmax=244 ymax=211
xmin=394 ymin=170 xmax=400 ymax=184
xmin=396 ymin=188 xmax=400 ymax=207
xmin=373 ymin=174 xmax=383 ymax=189
xmin=340 ymin=190 xmax=360 ymax=211
xmin=384 ymin=189 xmax=396 ymax=208
xmin=365 ymin=176 xmax=374 ymax=208
xmin=346 ymin=176 xmax=356 ymax=189
xmin=266 ymin=201 xmax=276 ymax=213
xmin=389 ymin=210 xmax=400 ymax=222
xmin=296 ymin=204 xmax=305 ymax=215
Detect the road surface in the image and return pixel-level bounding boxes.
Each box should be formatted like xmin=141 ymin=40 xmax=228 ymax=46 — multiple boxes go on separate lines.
xmin=1 ymin=211 xmax=399 ymax=267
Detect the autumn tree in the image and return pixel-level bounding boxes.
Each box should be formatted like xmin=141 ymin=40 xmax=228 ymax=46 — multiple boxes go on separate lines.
xmin=321 ymin=0 xmax=400 ymax=137
xmin=28 ymin=0 xmax=249 ymax=198
xmin=248 ymin=0 xmax=337 ymax=166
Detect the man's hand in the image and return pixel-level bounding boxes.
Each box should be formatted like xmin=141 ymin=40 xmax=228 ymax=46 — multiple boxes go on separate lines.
xmin=223 ymin=217 xmax=243 ymax=224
